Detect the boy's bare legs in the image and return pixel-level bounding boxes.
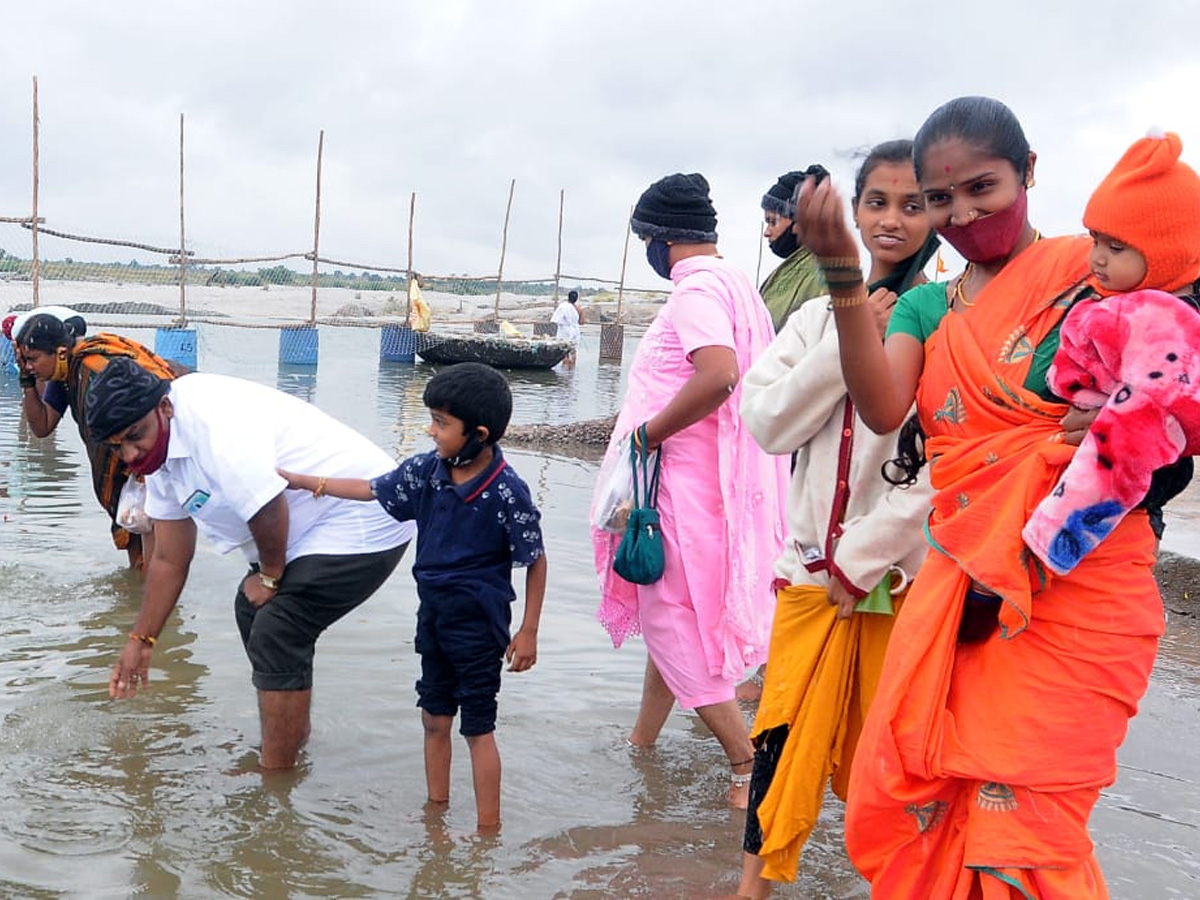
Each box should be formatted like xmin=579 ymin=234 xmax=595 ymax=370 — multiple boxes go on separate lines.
xmin=422 ymin=711 xmax=453 ymax=804
xmin=736 ymin=850 xmax=772 ymax=899
xmin=465 ymin=731 xmax=501 ymax=831
xmin=629 ymin=656 xmax=675 ymax=747
xmin=694 ymin=698 xmax=755 ymax=809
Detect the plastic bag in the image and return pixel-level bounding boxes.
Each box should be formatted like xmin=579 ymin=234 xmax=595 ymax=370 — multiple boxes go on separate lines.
xmin=592 ymin=434 xmax=634 ymax=533
xmin=116 ymin=477 xmax=153 ymax=534
xmin=592 ymin=433 xmax=659 ymax=534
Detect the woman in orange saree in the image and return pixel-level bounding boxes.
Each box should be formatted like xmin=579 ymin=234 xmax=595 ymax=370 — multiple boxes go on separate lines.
xmin=794 ymin=96 xmax=1165 ymax=899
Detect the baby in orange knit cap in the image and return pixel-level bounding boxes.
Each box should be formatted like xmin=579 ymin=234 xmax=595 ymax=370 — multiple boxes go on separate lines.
xmin=1023 ymin=130 xmax=1200 ymax=574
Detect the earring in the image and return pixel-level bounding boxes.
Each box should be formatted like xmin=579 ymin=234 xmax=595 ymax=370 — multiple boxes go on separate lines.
xmin=1026 ymin=176 xmax=1036 ymax=189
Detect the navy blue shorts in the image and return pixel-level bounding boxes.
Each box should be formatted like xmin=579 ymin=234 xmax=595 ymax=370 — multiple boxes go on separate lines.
xmin=415 ymin=591 xmax=512 ymax=736
xmin=235 ymin=544 xmax=408 ymax=691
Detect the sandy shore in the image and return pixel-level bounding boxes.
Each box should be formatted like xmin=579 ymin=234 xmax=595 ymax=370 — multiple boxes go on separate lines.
xmin=0 ymin=279 xmax=663 ymax=331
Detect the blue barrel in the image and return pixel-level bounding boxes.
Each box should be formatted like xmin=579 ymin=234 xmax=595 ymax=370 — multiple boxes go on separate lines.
xmin=380 ymin=324 xmax=417 ymax=363
xmin=155 ymin=327 xmax=198 ymax=370
xmin=279 ymin=326 xmax=319 ymax=366
xmin=0 ymin=338 xmax=15 ymax=373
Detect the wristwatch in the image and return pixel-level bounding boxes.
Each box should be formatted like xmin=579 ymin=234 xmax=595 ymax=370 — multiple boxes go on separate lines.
xmin=258 ymin=571 xmax=281 ymax=591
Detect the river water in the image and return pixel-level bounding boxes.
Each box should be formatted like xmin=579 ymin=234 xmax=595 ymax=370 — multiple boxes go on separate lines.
xmin=0 ymin=322 xmax=1197 ymax=898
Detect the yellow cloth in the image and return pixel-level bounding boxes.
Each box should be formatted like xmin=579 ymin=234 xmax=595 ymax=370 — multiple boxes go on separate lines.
xmin=751 ymin=583 xmax=900 ymax=882
xmin=408 ymin=281 xmax=432 ymax=332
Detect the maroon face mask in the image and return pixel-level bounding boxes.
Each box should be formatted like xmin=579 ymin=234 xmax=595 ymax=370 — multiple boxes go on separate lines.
xmin=937 ymin=187 xmax=1028 ymax=264
xmin=127 ymin=409 xmax=170 ymax=476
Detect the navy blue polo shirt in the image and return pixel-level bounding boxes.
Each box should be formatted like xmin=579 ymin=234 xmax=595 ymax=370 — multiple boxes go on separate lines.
xmin=370 ymin=445 xmax=543 ymax=612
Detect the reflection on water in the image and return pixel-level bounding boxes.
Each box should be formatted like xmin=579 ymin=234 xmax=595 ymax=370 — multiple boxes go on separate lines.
xmin=276 ymin=362 xmax=318 ymax=404
xmin=0 ymin=321 xmax=1197 ymax=897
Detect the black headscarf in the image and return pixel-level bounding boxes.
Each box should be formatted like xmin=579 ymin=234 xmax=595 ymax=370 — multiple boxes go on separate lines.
xmin=85 ymin=356 xmax=171 ymax=440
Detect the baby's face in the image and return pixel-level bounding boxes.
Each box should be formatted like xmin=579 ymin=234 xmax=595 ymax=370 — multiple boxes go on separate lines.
xmin=1089 ymin=230 xmax=1147 ymax=292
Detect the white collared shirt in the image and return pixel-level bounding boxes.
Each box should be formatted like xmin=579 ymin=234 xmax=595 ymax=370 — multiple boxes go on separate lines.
xmin=144 ymin=373 xmax=415 ymax=562
xmin=550 ymin=301 xmax=581 ymax=343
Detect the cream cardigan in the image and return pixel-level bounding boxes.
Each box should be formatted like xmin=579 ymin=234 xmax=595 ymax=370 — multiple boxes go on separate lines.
xmin=740 ymin=297 xmax=932 ymax=593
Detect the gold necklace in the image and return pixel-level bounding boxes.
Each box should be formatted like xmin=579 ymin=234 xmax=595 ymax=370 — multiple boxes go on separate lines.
xmin=952 ymin=231 xmax=1041 ymax=310
xmin=953 ymin=263 xmax=975 ymax=308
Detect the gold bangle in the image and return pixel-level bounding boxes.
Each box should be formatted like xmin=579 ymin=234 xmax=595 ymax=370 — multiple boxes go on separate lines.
xmin=313 ymin=476 xmax=328 ymax=499
xmin=830 ymin=287 xmax=870 ymax=308
xmin=129 ymin=632 xmax=157 ymax=647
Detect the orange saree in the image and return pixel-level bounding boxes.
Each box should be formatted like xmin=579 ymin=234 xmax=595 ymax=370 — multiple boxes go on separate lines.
xmin=844 ymin=237 xmax=1165 ymax=899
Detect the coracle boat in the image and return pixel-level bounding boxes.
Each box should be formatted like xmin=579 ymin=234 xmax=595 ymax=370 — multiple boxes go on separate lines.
xmin=415 ymin=331 xmax=574 ymax=369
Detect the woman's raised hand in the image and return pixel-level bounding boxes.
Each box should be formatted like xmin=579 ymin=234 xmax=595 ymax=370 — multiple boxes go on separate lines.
xmin=794 ymin=176 xmax=861 ymax=261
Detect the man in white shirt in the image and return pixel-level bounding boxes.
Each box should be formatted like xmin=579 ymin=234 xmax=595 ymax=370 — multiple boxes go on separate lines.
xmin=550 ymin=290 xmax=584 ymax=363
xmin=85 ymin=358 xmax=415 ymax=769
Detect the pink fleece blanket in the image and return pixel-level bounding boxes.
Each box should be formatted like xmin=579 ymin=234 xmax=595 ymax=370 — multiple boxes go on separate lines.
xmin=1024 ymin=289 xmax=1200 ymax=573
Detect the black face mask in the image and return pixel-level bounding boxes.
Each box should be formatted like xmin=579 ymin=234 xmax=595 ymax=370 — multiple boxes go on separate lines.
xmin=868 ymin=232 xmax=942 ymax=296
xmin=768 ymin=228 xmax=799 ymax=259
xmin=446 ymin=428 xmax=487 ymax=468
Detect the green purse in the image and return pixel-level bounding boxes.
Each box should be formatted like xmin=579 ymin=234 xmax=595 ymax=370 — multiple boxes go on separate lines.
xmin=613 ymin=424 xmax=665 ymax=585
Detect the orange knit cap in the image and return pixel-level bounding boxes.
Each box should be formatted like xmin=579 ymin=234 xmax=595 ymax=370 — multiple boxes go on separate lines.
xmin=1084 ymin=129 xmax=1200 ymax=293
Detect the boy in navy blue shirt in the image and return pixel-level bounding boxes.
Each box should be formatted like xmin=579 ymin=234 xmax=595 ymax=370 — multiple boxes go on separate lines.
xmin=280 ymin=362 xmax=546 ymax=831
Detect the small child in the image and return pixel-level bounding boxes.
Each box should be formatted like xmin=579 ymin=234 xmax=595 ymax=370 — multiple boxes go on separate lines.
xmin=1023 ymin=130 xmax=1200 ymax=574
xmin=280 ymin=361 xmax=547 ymax=831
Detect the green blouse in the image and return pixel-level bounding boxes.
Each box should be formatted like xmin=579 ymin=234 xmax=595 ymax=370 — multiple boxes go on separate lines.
xmin=885 ymin=280 xmax=1063 ymax=400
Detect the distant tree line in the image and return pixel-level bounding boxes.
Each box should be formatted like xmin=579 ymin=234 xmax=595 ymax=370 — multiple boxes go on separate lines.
xmin=0 ymin=247 xmax=597 ymax=297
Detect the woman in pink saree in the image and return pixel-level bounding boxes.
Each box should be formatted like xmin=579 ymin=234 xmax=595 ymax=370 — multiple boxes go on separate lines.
xmin=592 ymin=172 xmax=787 ymax=807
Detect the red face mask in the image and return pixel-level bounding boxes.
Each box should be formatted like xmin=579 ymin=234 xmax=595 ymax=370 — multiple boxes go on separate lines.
xmin=127 ymin=409 xmax=170 ymax=476
xmin=937 ymin=187 xmax=1028 ymax=264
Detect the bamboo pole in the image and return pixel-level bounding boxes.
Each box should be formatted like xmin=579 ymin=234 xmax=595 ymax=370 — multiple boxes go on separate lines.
xmin=553 ymin=189 xmax=564 ymax=303
xmin=178 ymin=113 xmax=188 ymax=324
xmin=405 ymin=191 xmax=415 ymax=321
xmin=615 ymin=205 xmax=633 ymax=323
xmin=493 ymin=177 xmax=515 ymax=320
xmin=31 ymin=76 xmax=40 ymax=308
xmin=309 ymin=130 xmax=324 ymax=325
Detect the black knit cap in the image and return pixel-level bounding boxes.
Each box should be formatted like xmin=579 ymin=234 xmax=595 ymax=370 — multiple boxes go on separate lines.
xmin=762 ymin=171 xmax=804 ymax=215
xmin=761 ymin=164 xmax=830 ymax=216
xmin=630 ymin=172 xmax=718 ymax=243
xmin=85 ymin=356 xmax=171 ymax=440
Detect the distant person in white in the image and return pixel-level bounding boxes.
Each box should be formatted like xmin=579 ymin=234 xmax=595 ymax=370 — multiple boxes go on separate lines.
xmin=550 ymin=289 xmax=584 ymax=363
xmin=85 ymin=358 xmax=415 ymax=770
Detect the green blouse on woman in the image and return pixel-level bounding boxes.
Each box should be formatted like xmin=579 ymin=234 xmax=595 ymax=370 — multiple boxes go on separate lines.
xmin=885 ymin=280 xmax=1062 ymax=401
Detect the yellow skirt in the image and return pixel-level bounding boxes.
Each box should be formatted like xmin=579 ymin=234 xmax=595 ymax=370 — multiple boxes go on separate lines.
xmin=752 ymin=582 xmax=901 ymax=882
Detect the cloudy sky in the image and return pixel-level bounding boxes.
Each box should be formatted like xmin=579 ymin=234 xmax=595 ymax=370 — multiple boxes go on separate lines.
xmin=4 ymin=1 xmax=1200 ymax=292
